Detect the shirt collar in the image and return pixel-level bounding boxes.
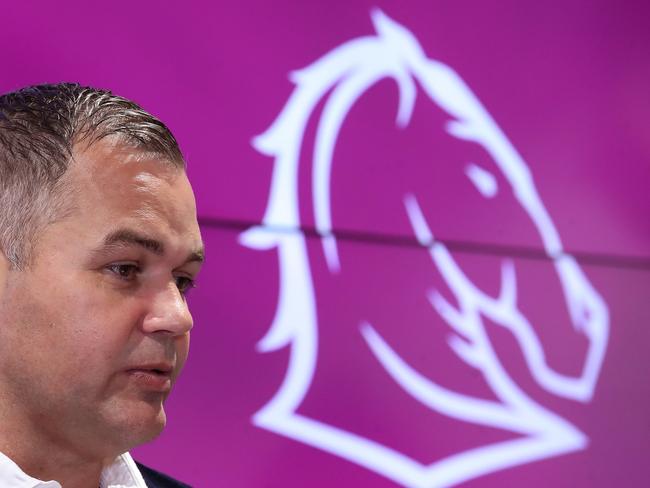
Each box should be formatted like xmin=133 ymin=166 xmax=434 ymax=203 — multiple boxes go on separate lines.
xmin=0 ymin=451 xmax=147 ymax=488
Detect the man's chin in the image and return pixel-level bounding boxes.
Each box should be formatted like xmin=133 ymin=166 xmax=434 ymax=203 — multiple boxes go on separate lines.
xmin=131 ymin=400 xmax=167 ymax=445
xmin=104 ymin=397 xmax=168 ymax=450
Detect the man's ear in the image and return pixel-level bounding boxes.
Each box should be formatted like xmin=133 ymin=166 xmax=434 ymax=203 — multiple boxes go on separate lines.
xmin=0 ymin=250 xmax=10 ymax=296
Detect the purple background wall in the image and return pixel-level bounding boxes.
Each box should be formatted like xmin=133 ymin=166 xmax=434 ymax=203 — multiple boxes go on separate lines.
xmin=3 ymin=1 xmax=649 ymax=487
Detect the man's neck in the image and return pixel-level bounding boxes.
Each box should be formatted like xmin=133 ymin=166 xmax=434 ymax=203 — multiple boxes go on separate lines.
xmin=0 ymin=396 xmax=111 ymax=488
xmin=0 ymin=445 xmax=106 ymax=488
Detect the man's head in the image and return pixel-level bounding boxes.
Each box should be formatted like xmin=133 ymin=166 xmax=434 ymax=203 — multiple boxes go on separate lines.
xmin=0 ymin=82 xmax=184 ymax=269
xmin=0 ymin=83 xmax=204 ymax=462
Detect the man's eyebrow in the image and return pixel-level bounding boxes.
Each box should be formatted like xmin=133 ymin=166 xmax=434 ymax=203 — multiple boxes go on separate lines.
xmin=187 ymin=248 xmax=205 ymax=264
xmin=97 ymin=228 xmax=205 ymax=264
xmin=101 ymin=229 xmax=165 ymax=255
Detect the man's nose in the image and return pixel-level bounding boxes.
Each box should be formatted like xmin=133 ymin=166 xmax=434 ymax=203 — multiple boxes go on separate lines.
xmin=141 ymin=282 xmax=193 ymax=335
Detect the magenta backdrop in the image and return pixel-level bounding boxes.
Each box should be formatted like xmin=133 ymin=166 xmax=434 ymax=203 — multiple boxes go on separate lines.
xmin=2 ymin=1 xmax=649 ymax=487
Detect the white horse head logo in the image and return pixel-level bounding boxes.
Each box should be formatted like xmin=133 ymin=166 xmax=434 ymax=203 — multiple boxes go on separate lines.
xmin=241 ymin=9 xmax=609 ymax=488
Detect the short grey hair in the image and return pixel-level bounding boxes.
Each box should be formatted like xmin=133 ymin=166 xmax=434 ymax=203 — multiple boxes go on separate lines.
xmin=0 ymin=82 xmax=185 ymax=269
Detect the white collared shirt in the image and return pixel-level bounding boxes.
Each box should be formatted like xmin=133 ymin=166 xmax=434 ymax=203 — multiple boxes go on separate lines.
xmin=0 ymin=450 xmax=148 ymax=488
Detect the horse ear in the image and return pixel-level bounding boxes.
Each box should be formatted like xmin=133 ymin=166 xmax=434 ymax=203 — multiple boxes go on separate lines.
xmin=370 ymin=9 xmax=423 ymax=57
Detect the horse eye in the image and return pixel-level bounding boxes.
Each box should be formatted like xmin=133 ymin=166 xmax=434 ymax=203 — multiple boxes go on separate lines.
xmin=465 ymin=163 xmax=498 ymax=198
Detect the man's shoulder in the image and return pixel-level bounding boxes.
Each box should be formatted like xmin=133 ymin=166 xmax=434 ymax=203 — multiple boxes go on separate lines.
xmin=135 ymin=461 xmax=193 ymax=488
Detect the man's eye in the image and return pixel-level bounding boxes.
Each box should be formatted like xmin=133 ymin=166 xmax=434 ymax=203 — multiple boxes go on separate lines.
xmin=106 ymin=263 xmax=140 ymax=281
xmin=174 ymin=276 xmax=196 ymax=296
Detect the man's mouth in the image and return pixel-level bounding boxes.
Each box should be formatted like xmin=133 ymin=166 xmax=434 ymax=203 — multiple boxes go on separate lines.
xmin=125 ymin=364 xmax=174 ymax=391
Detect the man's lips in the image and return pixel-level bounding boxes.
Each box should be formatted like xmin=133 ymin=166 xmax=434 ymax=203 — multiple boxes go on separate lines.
xmin=125 ymin=363 xmax=174 ymax=391
xmin=127 ymin=363 xmax=174 ymax=374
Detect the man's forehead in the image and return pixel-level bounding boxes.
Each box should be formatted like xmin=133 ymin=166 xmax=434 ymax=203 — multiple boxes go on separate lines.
xmin=62 ymin=137 xmax=201 ymax=247
xmin=67 ymin=136 xmax=189 ymax=200
xmin=70 ymin=136 xmax=182 ymax=181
